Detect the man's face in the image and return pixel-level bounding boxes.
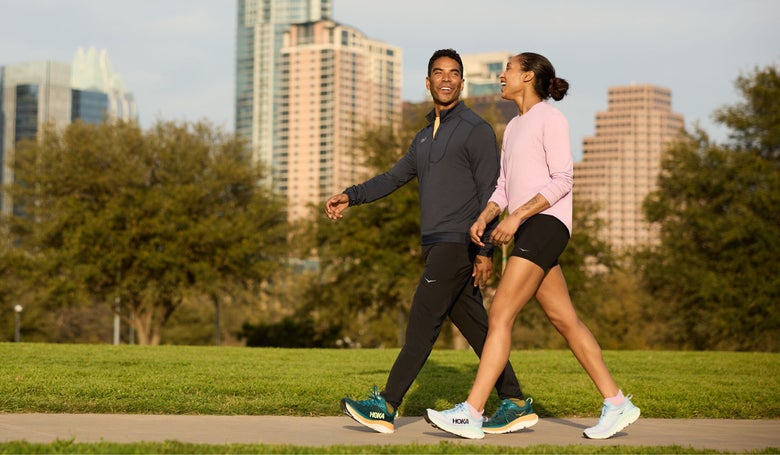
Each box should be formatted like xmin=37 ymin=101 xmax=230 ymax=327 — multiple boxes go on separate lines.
xmin=425 ymin=56 xmax=464 ymax=109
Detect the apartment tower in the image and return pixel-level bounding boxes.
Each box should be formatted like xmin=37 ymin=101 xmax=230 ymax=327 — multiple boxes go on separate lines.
xmin=235 ymin=0 xmax=332 ymax=175
xmin=279 ymin=20 xmax=402 ymax=220
xmin=575 ymin=84 xmax=684 ymax=250
xmin=236 ymin=0 xmax=402 ymax=220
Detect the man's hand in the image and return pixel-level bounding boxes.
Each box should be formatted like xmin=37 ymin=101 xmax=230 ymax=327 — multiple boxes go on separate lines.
xmin=325 ymin=193 xmax=349 ymax=220
xmin=472 ymin=254 xmax=493 ymax=287
xmin=470 ymin=219 xmax=487 ymax=247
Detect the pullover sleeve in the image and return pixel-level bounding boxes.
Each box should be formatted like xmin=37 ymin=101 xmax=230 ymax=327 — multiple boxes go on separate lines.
xmin=488 ymin=120 xmax=512 ymax=212
xmin=466 ymin=122 xmax=500 ymax=256
xmin=344 ymin=140 xmax=418 ymax=206
xmin=538 ymin=110 xmax=573 ymax=207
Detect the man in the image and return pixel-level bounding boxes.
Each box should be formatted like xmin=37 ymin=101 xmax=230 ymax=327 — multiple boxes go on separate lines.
xmin=325 ymin=49 xmax=537 ymax=435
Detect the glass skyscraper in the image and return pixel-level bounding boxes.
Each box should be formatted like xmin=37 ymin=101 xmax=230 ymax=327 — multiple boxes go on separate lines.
xmin=70 ymin=47 xmax=136 ymax=122
xmin=235 ymin=0 xmax=332 ymax=169
xmin=1 ymin=61 xmax=72 ymax=214
xmin=1 ymin=50 xmax=134 ymax=215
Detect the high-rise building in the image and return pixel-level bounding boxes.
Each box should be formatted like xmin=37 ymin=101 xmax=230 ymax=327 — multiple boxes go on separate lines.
xmin=1 ymin=61 xmax=73 ymax=214
xmin=279 ymin=19 xmax=401 ymax=220
xmin=71 ymin=47 xmax=137 ymax=121
xmin=235 ymin=1 xmax=403 ymax=221
xmin=574 ymin=84 xmax=685 ymax=250
xmin=1 ymin=50 xmax=135 ymax=215
xmin=235 ymin=0 xmax=332 ymax=171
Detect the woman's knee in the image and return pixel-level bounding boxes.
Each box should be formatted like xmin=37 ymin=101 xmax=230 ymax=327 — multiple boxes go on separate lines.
xmin=487 ymin=308 xmax=516 ymax=333
xmin=549 ymin=312 xmax=582 ymax=336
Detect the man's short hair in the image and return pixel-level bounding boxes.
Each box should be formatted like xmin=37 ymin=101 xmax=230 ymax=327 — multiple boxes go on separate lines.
xmin=428 ymin=49 xmax=463 ymax=77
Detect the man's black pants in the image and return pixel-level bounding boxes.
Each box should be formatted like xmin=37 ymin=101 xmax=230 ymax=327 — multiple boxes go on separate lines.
xmin=382 ymin=242 xmax=525 ymax=409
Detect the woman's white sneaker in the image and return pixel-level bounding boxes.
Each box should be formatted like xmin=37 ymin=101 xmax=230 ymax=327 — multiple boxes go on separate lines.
xmin=425 ymin=402 xmax=484 ymax=439
xmin=583 ymin=394 xmax=640 ymax=439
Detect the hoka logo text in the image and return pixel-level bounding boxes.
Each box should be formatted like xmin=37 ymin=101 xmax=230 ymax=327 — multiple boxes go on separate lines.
xmin=369 ymin=411 xmax=385 ymax=419
xmin=452 ymin=418 xmax=469 ymax=424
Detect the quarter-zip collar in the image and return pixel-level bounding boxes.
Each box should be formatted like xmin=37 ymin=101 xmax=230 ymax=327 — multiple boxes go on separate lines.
xmin=425 ymin=100 xmax=466 ymax=126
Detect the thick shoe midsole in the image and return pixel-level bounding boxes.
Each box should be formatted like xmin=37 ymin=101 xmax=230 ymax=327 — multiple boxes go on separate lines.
xmin=343 ymin=402 xmax=394 ymax=434
xmin=483 ymin=414 xmax=539 ymax=434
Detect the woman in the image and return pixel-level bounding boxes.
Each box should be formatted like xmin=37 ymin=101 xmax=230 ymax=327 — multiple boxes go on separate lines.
xmin=424 ymin=52 xmax=639 ymax=440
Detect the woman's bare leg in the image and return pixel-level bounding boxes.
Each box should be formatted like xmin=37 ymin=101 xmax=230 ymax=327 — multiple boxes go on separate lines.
xmin=465 ymin=257 xmax=545 ymax=411
xmin=535 ymin=265 xmax=618 ymax=398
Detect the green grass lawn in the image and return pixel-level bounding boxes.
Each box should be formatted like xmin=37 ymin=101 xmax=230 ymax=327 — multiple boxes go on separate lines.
xmin=1 ymin=343 xmax=778 ymax=454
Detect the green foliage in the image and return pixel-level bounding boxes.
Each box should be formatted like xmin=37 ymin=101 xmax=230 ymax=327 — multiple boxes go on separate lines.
xmin=638 ymin=65 xmax=780 ymax=351
xmin=2 ymin=120 xmax=287 ymax=344
xmin=297 ymin=117 xmax=426 ymax=348
xmin=714 ymin=65 xmax=780 ymax=160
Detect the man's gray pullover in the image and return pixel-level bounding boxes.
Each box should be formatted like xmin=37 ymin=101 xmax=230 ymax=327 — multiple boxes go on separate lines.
xmin=344 ymin=101 xmax=499 ymax=256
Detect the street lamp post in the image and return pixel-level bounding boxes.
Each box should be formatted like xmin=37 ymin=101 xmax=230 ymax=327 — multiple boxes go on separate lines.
xmin=13 ymin=305 xmax=22 ymax=342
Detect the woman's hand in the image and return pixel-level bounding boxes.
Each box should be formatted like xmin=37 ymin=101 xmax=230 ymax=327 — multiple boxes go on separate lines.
xmin=490 ymin=213 xmax=522 ymax=245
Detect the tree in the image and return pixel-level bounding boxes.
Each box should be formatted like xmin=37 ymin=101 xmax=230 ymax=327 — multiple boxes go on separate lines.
xmin=714 ymin=65 xmax=780 ymax=160
xmin=4 ymin=120 xmax=287 ymax=344
xmin=298 ymin=117 xmax=424 ymax=348
xmin=638 ymin=65 xmax=780 ymax=351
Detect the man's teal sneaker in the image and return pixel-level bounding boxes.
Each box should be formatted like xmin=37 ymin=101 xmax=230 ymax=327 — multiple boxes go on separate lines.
xmin=340 ymin=385 xmax=396 ymax=434
xmin=483 ymin=397 xmax=539 ymax=434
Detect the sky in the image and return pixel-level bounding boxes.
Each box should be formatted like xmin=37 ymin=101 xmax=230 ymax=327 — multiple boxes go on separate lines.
xmin=1 ymin=0 xmax=778 ymax=161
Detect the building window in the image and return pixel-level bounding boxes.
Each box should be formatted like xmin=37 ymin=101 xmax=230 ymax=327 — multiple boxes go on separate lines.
xmin=15 ymin=84 xmax=39 ymax=142
xmin=72 ymin=89 xmax=108 ymax=125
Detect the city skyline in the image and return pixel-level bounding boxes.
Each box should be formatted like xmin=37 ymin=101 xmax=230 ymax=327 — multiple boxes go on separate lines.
xmin=1 ymin=0 xmax=778 ymax=160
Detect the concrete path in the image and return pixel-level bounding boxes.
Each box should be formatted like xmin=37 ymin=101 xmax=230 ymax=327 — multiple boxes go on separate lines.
xmin=1 ymin=414 xmax=778 ymax=452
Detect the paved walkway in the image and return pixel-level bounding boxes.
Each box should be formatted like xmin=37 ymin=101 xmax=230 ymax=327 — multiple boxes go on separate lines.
xmin=1 ymin=414 xmax=778 ymax=452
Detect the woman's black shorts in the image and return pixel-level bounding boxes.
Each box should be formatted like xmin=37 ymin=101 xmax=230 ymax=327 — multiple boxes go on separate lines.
xmin=509 ymin=214 xmax=570 ymax=271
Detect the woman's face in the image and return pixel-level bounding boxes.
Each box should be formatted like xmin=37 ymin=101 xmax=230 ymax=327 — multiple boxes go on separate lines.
xmin=499 ymin=56 xmax=529 ymax=100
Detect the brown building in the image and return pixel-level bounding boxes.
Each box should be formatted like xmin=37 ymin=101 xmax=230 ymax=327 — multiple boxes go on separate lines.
xmin=575 ymin=84 xmax=684 ymax=251
xmin=279 ymin=20 xmax=402 ymax=220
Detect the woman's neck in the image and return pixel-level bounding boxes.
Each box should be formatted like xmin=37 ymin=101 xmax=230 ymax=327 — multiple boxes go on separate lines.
xmin=516 ymin=94 xmax=543 ymax=116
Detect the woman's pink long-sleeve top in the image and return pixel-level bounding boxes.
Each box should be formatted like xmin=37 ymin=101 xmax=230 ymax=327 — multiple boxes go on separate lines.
xmin=488 ymin=101 xmax=574 ymax=235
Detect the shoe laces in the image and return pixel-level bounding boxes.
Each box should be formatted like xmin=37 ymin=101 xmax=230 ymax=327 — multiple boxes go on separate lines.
xmin=493 ymin=400 xmax=514 ymax=420
xmin=442 ymin=402 xmax=470 ymax=416
xmin=599 ymin=394 xmax=633 ymax=417
xmin=358 ymin=385 xmax=384 ymax=407
xmin=496 ymin=397 xmax=531 ymax=418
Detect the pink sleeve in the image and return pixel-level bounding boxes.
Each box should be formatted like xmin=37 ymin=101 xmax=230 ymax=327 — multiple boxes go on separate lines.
xmin=488 ymin=136 xmax=509 ymax=211
xmin=538 ymin=110 xmax=573 ymax=206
